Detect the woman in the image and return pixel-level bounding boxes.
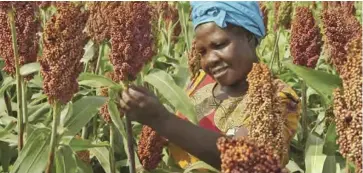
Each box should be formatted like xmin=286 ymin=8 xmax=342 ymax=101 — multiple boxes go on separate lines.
xmin=119 ymin=1 xmax=300 ymax=170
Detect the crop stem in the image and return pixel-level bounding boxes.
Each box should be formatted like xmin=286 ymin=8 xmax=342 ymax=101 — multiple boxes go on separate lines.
xmin=45 ymin=102 xmax=61 ymax=173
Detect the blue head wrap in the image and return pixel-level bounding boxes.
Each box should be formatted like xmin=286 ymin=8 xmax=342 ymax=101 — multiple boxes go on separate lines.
xmin=190 ymin=1 xmax=265 ymax=40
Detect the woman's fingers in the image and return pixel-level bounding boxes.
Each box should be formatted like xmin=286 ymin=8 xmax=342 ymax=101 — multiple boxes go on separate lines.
xmin=128 ymin=87 xmax=146 ymax=101
xmin=119 ymin=98 xmax=130 ymax=111
xmin=121 ymin=90 xmax=138 ymax=108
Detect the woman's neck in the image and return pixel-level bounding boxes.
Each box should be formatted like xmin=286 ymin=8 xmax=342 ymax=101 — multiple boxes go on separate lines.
xmin=213 ymin=79 xmax=248 ymax=100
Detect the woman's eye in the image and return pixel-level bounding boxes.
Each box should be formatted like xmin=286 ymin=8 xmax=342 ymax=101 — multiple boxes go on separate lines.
xmin=214 ymin=42 xmax=227 ymax=49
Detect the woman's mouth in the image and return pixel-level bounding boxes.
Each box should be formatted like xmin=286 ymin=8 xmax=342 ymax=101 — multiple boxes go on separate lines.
xmin=211 ymin=66 xmax=228 ymax=78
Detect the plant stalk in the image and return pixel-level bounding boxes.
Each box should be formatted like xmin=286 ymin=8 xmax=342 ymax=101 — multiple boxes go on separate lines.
xmin=109 ymin=123 xmax=116 ymax=173
xmin=8 ymin=7 xmax=24 ymax=151
xmin=22 ymin=80 xmax=28 ymax=139
xmin=125 ymin=115 xmax=136 ymax=173
xmin=45 ymin=102 xmax=61 ymax=173
xmin=301 ymin=81 xmax=308 ymax=144
xmin=270 ymin=28 xmax=281 ymax=73
xmin=95 ymin=43 xmax=105 ymax=75
xmin=120 ymin=82 xmax=136 ymax=173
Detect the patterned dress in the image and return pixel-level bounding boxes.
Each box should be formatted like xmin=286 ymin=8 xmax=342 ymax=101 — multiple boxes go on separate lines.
xmin=168 ymin=70 xmax=301 ymax=169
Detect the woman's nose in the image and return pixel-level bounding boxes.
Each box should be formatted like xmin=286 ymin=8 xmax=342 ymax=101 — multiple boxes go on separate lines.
xmin=205 ymin=51 xmax=221 ymax=67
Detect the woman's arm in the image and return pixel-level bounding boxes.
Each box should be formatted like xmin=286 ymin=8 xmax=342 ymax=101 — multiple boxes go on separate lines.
xmin=119 ymin=85 xmax=223 ymax=169
xmin=148 ymin=111 xmax=223 ymax=170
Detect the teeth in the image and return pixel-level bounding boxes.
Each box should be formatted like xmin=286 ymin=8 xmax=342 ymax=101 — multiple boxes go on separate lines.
xmin=213 ymin=67 xmax=226 ymax=75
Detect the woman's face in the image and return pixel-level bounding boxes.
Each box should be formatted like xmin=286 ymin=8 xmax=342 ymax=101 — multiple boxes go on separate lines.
xmin=194 ymin=22 xmax=257 ymax=87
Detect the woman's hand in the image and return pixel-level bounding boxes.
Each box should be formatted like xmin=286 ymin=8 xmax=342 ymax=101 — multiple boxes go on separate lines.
xmin=119 ymin=85 xmax=169 ymax=125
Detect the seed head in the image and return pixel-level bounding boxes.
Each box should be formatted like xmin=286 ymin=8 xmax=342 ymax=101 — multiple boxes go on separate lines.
xmin=188 ymin=39 xmax=201 ymax=79
xmin=259 ymin=2 xmax=268 ymax=33
xmin=290 ymin=7 xmax=322 ymax=68
xmin=245 ymin=63 xmax=287 ymax=164
xmin=333 ymin=35 xmax=362 ymax=172
xmin=0 ymin=2 xmax=39 ymax=80
xmin=274 ymin=2 xmax=292 ymax=31
xmin=40 ymin=2 xmax=89 ymax=104
xmin=85 ymin=2 xmax=117 ymax=44
xmin=109 ymin=2 xmax=156 ymax=81
xmin=217 ymin=137 xmax=283 ymax=173
xmin=137 ymin=125 xmax=167 ymax=171
xmin=155 ymin=2 xmax=181 ymax=42
xmin=321 ymin=6 xmax=361 ymax=73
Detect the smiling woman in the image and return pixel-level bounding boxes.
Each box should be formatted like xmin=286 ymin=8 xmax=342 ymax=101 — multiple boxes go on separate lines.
xmin=119 ymin=1 xmax=301 ymax=172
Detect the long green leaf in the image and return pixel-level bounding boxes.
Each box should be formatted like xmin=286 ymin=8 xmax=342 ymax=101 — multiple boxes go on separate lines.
xmin=78 ymin=73 xmax=122 ymax=89
xmin=55 ymin=146 xmax=77 ymax=173
xmin=10 ymin=128 xmax=51 ymax=173
xmin=20 ymin=62 xmax=40 ymax=76
xmin=68 ymin=137 xmax=109 ymax=152
xmin=89 ymin=147 xmax=111 ymax=173
xmin=144 ymin=69 xmax=197 ymax=124
xmin=63 ymin=96 xmax=107 ymax=136
xmin=108 ymin=99 xmax=126 ymax=137
xmin=283 ymin=61 xmax=342 ymax=105
xmin=183 ymin=161 xmax=220 ymax=173
xmin=0 ymin=77 xmax=15 ymax=96
xmin=305 ymin=134 xmax=327 ymax=173
xmin=323 ymin=122 xmax=338 ymax=155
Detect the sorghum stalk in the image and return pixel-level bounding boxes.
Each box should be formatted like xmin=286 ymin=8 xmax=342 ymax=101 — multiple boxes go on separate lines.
xmin=8 ymin=7 xmax=24 ymax=151
xmin=301 ymin=82 xmax=308 ymax=143
xmin=22 ymin=81 xmax=28 ymax=138
xmin=109 ymin=124 xmax=116 ymax=173
xmin=45 ymin=101 xmax=61 ymax=173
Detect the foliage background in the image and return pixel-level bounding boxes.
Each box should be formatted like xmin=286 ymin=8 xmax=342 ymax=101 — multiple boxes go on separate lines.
xmin=0 ymin=1 xmax=362 ymax=173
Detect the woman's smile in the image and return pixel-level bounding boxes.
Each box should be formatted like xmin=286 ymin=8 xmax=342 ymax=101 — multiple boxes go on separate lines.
xmin=211 ymin=65 xmax=228 ymax=78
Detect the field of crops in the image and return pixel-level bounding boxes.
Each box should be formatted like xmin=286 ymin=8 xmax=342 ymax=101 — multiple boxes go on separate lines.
xmin=0 ymin=1 xmax=362 ymax=173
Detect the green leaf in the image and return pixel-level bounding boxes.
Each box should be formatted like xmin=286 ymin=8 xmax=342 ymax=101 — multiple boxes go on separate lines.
xmin=283 ymin=61 xmax=342 ymax=105
xmin=81 ymin=40 xmax=96 ymax=63
xmin=78 ymin=73 xmax=122 ymax=89
xmin=323 ymin=122 xmax=338 ymax=155
xmin=55 ymin=145 xmax=77 ymax=173
xmin=305 ymin=134 xmax=327 ymax=173
xmin=68 ymin=137 xmax=109 ymax=152
xmin=183 ymin=161 xmax=219 ymax=173
xmin=0 ymin=77 xmax=15 ymax=96
xmin=10 ymin=128 xmax=51 ymax=173
xmin=144 ymin=69 xmax=197 ymax=124
xmin=63 ymin=96 xmax=107 ymax=136
xmin=0 ymin=141 xmax=13 ymax=172
xmin=286 ymin=160 xmax=304 ymax=173
xmin=323 ymin=156 xmax=336 ymax=173
xmin=108 ymin=100 xmax=126 ymax=137
xmin=60 ymin=102 xmax=73 ymax=128
xmin=89 ymin=147 xmax=111 ymax=173
xmin=20 ymin=62 xmax=40 ymax=76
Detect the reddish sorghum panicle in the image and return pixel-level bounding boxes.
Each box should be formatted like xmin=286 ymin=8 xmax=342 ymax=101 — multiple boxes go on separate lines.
xmin=0 ymin=2 xmax=39 ymax=80
xmin=187 ymin=39 xmax=201 ymax=79
xmin=155 ymin=2 xmax=181 ymax=41
xmin=37 ymin=1 xmax=53 ymax=9
xmin=290 ymin=7 xmax=322 ymax=68
xmin=98 ymin=71 xmax=121 ymax=124
xmin=40 ymin=2 xmax=89 ymax=104
xmin=321 ymin=7 xmax=361 ymax=73
xmin=245 ymin=63 xmax=287 ymax=164
xmin=259 ymin=2 xmax=268 ymax=33
xmin=137 ymin=125 xmax=167 ymax=171
xmin=85 ymin=2 xmax=118 ymax=44
xmin=322 ymin=1 xmax=355 ymax=15
xmin=333 ymin=35 xmax=362 ymax=173
xmin=109 ymin=2 xmax=156 ymax=81
xmin=274 ymin=2 xmax=292 ymax=31
xmin=217 ymin=137 xmax=284 ymax=173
